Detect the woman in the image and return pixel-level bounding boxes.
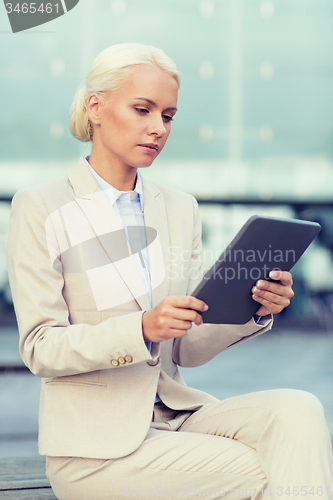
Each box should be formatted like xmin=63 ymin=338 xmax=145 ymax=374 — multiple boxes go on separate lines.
xmin=7 ymin=43 xmax=333 ymax=499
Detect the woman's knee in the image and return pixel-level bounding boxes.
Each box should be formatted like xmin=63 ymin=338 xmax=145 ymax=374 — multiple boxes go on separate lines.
xmin=269 ymin=388 xmax=325 ymax=423
xmin=46 ymin=456 xmax=104 ymax=500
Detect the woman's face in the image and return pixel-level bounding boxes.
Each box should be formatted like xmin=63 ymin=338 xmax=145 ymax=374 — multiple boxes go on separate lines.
xmin=88 ymin=65 xmax=179 ymax=172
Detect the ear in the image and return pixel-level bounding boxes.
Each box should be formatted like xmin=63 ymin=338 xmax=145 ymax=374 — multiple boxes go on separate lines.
xmin=86 ymin=93 xmax=104 ymax=126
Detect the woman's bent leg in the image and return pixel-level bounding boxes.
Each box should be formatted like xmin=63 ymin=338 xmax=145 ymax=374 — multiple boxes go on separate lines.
xmin=46 ymin=428 xmax=268 ymax=500
xmin=179 ymin=388 xmax=333 ymax=500
xmin=46 ymin=389 xmax=333 ymax=500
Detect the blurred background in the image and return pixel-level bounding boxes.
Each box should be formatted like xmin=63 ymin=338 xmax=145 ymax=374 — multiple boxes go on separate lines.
xmin=0 ymin=0 xmax=332 ymax=459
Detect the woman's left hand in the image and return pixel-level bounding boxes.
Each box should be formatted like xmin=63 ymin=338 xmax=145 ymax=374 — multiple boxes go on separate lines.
xmin=252 ymin=270 xmax=294 ymax=317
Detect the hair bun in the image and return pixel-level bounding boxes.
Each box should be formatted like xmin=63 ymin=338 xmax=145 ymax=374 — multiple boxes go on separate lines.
xmin=69 ymin=86 xmax=92 ymax=142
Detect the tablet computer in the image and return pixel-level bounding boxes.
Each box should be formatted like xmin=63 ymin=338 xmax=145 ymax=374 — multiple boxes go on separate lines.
xmin=191 ymin=215 xmax=321 ymax=325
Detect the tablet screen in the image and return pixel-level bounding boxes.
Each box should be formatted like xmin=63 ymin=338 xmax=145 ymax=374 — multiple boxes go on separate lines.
xmin=192 ymin=215 xmax=321 ymax=325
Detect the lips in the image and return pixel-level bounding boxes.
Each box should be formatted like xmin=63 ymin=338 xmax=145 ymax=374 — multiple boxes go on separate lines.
xmin=138 ymin=143 xmax=159 ymax=154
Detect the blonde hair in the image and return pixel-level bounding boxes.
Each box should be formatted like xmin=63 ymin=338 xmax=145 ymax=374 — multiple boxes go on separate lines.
xmin=69 ymin=43 xmax=180 ymax=142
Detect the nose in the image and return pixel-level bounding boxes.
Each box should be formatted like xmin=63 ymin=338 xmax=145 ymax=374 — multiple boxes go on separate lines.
xmin=147 ymin=114 xmax=167 ymax=138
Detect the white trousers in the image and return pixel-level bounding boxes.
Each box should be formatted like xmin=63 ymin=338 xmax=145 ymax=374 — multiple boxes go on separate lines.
xmin=46 ymin=389 xmax=333 ymax=500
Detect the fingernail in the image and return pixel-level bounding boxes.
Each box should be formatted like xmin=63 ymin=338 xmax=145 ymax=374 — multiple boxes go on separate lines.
xmin=204 ymin=304 xmax=209 ymax=311
xmin=270 ymin=271 xmax=278 ymax=279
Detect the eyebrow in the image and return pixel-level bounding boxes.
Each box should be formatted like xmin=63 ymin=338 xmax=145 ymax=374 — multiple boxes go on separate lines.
xmin=134 ymin=97 xmax=177 ymax=112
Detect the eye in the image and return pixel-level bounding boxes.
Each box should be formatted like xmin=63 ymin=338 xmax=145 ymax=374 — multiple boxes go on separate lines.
xmin=162 ymin=115 xmax=174 ymax=123
xmin=135 ymin=108 xmax=149 ymax=115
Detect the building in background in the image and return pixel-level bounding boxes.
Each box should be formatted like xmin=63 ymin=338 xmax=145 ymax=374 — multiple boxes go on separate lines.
xmin=1 ymin=0 xmax=333 ymax=326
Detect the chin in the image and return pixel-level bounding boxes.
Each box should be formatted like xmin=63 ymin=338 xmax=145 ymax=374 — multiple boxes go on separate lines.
xmin=135 ymin=159 xmax=156 ymax=169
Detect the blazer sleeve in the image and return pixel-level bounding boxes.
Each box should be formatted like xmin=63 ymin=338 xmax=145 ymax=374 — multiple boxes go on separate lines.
xmin=7 ymin=188 xmax=154 ymax=379
xmin=172 ymin=194 xmax=273 ymax=368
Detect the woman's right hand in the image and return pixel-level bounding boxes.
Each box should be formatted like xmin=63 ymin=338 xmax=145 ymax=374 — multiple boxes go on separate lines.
xmin=142 ymin=296 xmax=208 ymax=343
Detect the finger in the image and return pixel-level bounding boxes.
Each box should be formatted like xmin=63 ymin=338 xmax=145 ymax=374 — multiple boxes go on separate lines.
xmin=166 ymin=295 xmax=209 ymax=312
xmin=158 ymin=301 xmax=203 ymax=325
xmin=192 ymin=314 xmax=203 ymax=326
xmin=174 ymin=310 xmax=203 ymax=326
xmin=252 ymin=292 xmax=291 ymax=313
xmin=253 ymin=286 xmax=293 ymax=304
xmin=269 ymin=270 xmax=293 ymax=286
xmin=254 ymin=273 xmax=294 ymax=295
xmin=155 ymin=307 xmax=202 ymax=329
xmin=253 ymin=296 xmax=288 ymax=314
xmin=171 ymin=307 xmax=203 ymax=325
xmin=169 ymin=317 xmax=201 ymax=330
xmin=253 ymin=282 xmax=294 ymax=299
xmin=252 ymin=296 xmax=286 ymax=314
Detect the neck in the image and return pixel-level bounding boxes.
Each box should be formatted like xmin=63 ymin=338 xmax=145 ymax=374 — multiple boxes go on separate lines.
xmin=88 ymin=149 xmax=137 ymax=192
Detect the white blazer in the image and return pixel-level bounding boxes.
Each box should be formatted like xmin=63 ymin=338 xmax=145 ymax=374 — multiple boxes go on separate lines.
xmin=7 ymin=157 xmax=272 ymax=459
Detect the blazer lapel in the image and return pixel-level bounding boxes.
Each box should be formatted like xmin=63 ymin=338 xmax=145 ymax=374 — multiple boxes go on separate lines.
xmin=67 ymin=158 xmax=151 ymax=311
xmin=142 ymin=178 xmax=171 ymax=308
